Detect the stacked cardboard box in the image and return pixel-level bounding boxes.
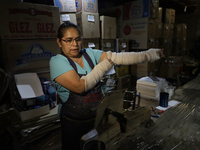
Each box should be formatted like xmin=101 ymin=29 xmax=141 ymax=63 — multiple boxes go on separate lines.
xmin=98 ymin=0 xmax=160 ymax=80
xmin=52 ymin=0 xmax=187 ymax=81
xmin=130 ymin=59 xmax=162 ymax=79
xmin=173 ymin=23 xmax=187 ymax=56
xmin=115 ymin=39 xmax=130 ymax=90
xmin=53 ymin=0 xmax=77 ymax=24
xmin=0 ymin=1 xmax=61 ymax=78
xmin=158 ymin=56 xmax=183 ymax=79
xmin=75 ymin=0 xmax=100 ymax=49
xmin=60 ymin=13 xmax=77 ymax=25
xmin=99 ymin=15 xmax=131 ymax=89
xmin=55 ymin=0 xmax=100 ymax=49
xmin=99 ymin=5 xmax=123 ymax=23
xmin=100 ymin=16 xmax=116 ymax=52
xmin=0 ymin=1 xmax=61 ymax=120
xmin=118 ymin=0 xmax=186 ymax=79
xmin=117 ymin=0 xmax=161 ymax=51
xmin=75 ymin=0 xmax=98 ymax=13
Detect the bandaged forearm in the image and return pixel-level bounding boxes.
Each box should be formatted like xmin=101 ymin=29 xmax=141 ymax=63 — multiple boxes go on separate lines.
xmin=106 ymin=48 xmax=161 ymax=65
xmin=80 ymin=59 xmax=112 ymax=92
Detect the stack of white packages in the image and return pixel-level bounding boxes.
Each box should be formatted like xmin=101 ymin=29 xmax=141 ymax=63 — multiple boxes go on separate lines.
xmin=136 ymin=76 xmax=167 ymax=100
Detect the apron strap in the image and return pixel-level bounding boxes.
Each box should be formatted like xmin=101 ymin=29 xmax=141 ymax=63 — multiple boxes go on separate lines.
xmin=81 ymin=48 xmax=95 ymax=69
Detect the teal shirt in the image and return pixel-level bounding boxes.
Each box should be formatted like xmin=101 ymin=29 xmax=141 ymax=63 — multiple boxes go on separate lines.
xmin=50 ymin=48 xmax=103 ymax=117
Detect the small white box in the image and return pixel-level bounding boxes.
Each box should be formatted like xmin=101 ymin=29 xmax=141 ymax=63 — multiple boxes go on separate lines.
xmin=14 ymin=104 xmax=50 ymax=121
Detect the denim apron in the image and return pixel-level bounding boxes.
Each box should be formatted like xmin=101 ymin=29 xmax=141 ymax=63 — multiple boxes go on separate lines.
xmin=59 ymin=49 xmax=102 ymax=150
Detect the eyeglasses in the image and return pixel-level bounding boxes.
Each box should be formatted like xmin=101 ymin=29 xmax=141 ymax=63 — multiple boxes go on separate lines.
xmin=61 ymin=37 xmax=82 ymax=45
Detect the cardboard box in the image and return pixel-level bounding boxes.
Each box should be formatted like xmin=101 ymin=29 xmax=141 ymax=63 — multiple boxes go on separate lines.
xmin=53 ymin=0 xmax=76 ymax=12
xmin=100 ymin=39 xmax=115 ymax=52
xmin=172 ymin=37 xmax=187 ymax=56
xmin=120 ymin=18 xmax=148 ymax=49
xmin=130 ymin=64 xmax=158 ymax=78
xmin=162 ymin=8 xmax=175 ymax=24
xmin=100 ymin=16 xmax=116 ymax=39
xmin=158 ymin=7 xmax=163 ymax=23
xmin=99 ymin=5 xmax=123 ymax=23
xmin=150 ymin=6 xmax=159 ymax=19
xmin=150 ymin=0 xmax=159 ymax=19
xmin=136 ymin=70 xmax=159 ymax=78
xmin=14 ymin=104 xmax=50 ymax=121
xmin=130 ymin=64 xmax=137 ymax=76
xmin=155 ymin=38 xmax=164 ymax=48
xmin=137 ymin=61 xmax=158 ymax=72
xmin=116 ymin=22 xmax=123 ymax=38
xmin=158 ymin=56 xmax=183 ymax=78
xmin=116 ymin=74 xmax=131 ymax=90
xmin=81 ymin=38 xmax=100 ymax=49
xmin=133 ymin=59 xmax=161 ymax=78
xmin=123 ymin=0 xmax=150 ymax=20
xmin=148 ymin=19 xmax=157 ymax=37
xmin=0 ymin=39 xmax=60 ymax=74
xmin=136 ymin=70 xmax=149 ymax=78
xmin=148 ymin=37 xmax=162 ymax=48
xmin=76 ymin=12 xmax=100 ymax=38
xmin=115 ymin=65 xmax=129 ymax=77
xmin=174 ymin=23 xmax=187 ymax=38
xmin=156 ymin=23 xmax=164 ymax=38
xmin=115 ymin=38 xmax=129 ymax=53
xmin=151 ymin=0 xmax=160 ymax=7
xmin=75 ymin=0 xmax=98 ymax=13
xmin=60 ymin=12 xmax=77 ymax=25
xmin=0 ymin=1 xmax=60 ymax=39
xmin=161 ymin=38 xmax=173 ymax=57
xmin=120 ymin=18 xmax=161 ymax=49
xmin=179 ymin=37 xmax=187 ymax=48
xmin=163 ymin=24 xmax=174 ymax=38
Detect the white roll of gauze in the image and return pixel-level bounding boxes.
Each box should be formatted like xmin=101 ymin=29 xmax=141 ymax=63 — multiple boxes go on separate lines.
xmin=80 ymin=59 xmax=112 ymax=92
xmin=106 ymin=48 xmax=161 ymax=65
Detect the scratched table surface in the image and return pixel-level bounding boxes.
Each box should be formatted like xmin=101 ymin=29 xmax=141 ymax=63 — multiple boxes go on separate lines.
xmin=110 ymin=75 xmax=200 ymax=150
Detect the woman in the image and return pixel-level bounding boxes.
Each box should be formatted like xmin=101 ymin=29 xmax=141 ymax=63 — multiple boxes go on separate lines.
xmin=50 ymin=22 xmax=163 ymax=150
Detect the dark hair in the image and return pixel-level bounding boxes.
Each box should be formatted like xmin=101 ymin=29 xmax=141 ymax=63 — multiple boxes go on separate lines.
xmin=57 ymin=22 xmax=81 ymax=41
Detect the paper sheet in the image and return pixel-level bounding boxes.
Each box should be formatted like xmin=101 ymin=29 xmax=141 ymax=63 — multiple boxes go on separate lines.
xmin=17 ymin=85 xmax=36 ymax=98
xmin=156 ymin=100 xmax=181 ymax=111
xmin=15 ymin=73 xmax=44 ymax=99
xmin=105 ymin=66 xmax=116 ymax=75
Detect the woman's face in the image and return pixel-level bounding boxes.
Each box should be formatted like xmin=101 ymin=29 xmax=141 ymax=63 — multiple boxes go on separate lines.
xmin=57 ymin=27 xmax=82 ymax=58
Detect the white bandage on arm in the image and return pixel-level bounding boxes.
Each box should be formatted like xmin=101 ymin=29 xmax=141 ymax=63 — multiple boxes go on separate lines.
xmin=106 ymin=48 xmax=161 ymax=65
xmin=145 ymin=48 xmax=161 ymax=61
xmin=80 ymin=59 xmax=112 ymax=92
